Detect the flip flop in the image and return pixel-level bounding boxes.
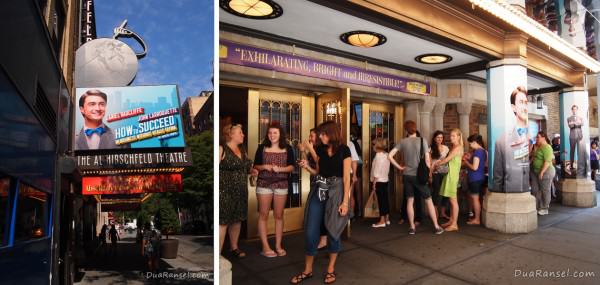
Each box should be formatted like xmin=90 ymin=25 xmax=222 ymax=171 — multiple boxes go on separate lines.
xmin=276 ymin=248 xmax=287 ymax=257
xmin=260 ymin=250 xmax=277 ymax=258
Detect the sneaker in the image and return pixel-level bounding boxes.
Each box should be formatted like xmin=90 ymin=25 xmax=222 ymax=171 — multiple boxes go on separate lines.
xmin=541 ymin=209 xmax=549 ymax=215
xmin=434 ymin=227 xmax=444 ymax=235
xmin=537 ymin=210 xmax=543 ymax=216
xmin=386 ymin=220 xmax=391 ymax=225
xmin=408 ymin=228 xmax=416 ymax=235
xmin=372 ymin=223 xmax=386 ymax=228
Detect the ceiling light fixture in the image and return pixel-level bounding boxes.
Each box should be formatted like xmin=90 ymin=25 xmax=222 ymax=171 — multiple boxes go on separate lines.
xmin=340 ymin=31 xmax=387 ymax=48
xmin=415 ymin=54 xmax=452 ymax=64
xmin=220 ymin=0 xmax=283 ymax=19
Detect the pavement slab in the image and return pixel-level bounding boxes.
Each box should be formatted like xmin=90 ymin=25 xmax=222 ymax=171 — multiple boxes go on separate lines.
xmin=511 ymin=227 xmax=600 ymax=265
xmin=76 ymin=234 xmax=213 ymax=285
xmin=443 ymin=244 xmax=600 ymax=285
xmin=553 ymin=213 xmax=600 ymax=235
xmin=536 ymin=210 xmax=573 ymax=228
xmin=229 ymin=192 xmax=600 ymax=284
xmin=255 ymin=248 xmax=431 ymax=285
xmin=371 ymin=231 xmax=499 ymax=270
xmin=406 ymin=272 xmax=474 ymax=285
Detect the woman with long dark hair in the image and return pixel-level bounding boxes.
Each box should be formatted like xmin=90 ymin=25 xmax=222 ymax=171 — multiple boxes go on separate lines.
xmin=253 ymin=123 xmax=295 ymax=258
xmin=463 ymin=134 xmax=487 ymax=225
xmin=429 ymin=130 xmax=450 ymax=220
xmin=299 ymin=128 xmax=328 ymax=249
xmin=292 ymin=121 xmax=351 ymax=284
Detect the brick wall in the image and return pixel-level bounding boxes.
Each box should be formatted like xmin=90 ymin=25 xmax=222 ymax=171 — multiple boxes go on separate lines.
xmin=469 ymin=104 xmax=487 ymax=137
xmin=443 ymin=104 xmax=459 ymax=142
xmin=589 ymin=97 xmax=598 ymax=128
xmin=543 ymin=92 xmax=560 ymax=137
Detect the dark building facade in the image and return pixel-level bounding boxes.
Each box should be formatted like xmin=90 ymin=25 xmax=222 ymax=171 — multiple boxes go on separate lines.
xmin=0 ymin=0 xmax=79 ymax=284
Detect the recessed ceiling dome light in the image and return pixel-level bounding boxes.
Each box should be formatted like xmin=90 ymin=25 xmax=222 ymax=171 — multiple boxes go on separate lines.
xmin=220 ymin=0 xmax=283 ymax=19
xmin=340 ymin=31 xmax=387 ymax=48
xmin=415 ymin=54 xmax=452 ymax=64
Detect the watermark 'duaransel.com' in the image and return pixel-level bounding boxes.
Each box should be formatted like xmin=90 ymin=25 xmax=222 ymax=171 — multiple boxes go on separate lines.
xmin=142 ymin=271 xmax=213 ymax=281
xmin=515 ymin=268 xmax=596 ymax=279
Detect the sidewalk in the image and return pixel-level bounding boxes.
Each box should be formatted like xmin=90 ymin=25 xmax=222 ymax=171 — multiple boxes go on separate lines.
xmin=226 ymin=192 xmax=600 ymax=285
xmin=75 ymin=233 xmax=213 ymax=284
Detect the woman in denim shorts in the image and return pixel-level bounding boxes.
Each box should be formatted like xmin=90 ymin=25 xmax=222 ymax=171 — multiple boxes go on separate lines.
xmin=253 ymin=123 xmax=295 ymax=258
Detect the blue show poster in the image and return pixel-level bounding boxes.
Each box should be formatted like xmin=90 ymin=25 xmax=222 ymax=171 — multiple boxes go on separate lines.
xmin=74 ymin=85 xmax=185 ymax=150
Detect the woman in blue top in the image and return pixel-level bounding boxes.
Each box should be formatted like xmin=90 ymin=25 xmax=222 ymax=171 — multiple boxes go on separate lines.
xmin=462 ymin=134 xmax=487 ymax=225
xmin=590 ymin=141 xmax=599 ymax=180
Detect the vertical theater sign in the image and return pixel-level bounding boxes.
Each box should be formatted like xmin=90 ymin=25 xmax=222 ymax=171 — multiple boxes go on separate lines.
xmin=74 ymin=22 xmax=191 ymax=210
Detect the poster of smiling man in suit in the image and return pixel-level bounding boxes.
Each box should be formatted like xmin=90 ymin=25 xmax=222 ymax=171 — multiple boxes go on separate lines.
xmin=74 ymin=85 xmax=185 ymax=151
xmin=75 ymin=89 xmax=127 ymax=150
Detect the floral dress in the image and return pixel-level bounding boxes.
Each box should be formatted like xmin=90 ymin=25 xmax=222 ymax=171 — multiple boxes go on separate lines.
xmin=219 ymin=144 xmax=252 ymax=225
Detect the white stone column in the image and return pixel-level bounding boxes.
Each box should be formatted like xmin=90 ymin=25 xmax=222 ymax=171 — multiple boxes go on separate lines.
xmin=220 ymin=256 xmax=232 ymax=285
xmin=457 ymin=102 xmax=472 ymax=142
xmin=419 ymin=101 xmax=435 ymax=140
xmin=404 ymin=101 xmax=420 ymax=128
xmin=560 ymin=87 xmax=597 ymax=207
xmin=482 ymin=58 xmax=537 ymax=233
xmin=432 ymin=102 xmax=446 ymax=132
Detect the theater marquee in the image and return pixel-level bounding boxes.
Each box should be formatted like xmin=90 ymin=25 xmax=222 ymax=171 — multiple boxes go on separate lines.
xmin=76 ymin=148 xmax=192 ymax=170
xmin=82 ymin=174 xmax=183 ymax=195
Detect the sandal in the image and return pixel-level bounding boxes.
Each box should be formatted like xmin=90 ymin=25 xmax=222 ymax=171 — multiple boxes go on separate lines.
xmin=260 ymin=250 xmax=277 ymax=258
xmin=324 ymin=272 xmax=336 ymax=284
xmin=290 ymin=272 xmax=313 ymax=284
xmin=276 ymin=248 xmax=287 ymax=257
xmin=231 ymin=248 xmax=246 ymax=258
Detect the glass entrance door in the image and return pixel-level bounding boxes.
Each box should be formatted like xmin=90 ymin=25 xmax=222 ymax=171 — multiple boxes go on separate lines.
xmin=358 ymin=102 xmax=399 ymax=214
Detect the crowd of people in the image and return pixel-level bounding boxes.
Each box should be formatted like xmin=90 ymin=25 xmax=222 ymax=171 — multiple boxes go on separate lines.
xmin=219 ymin=117 xmax=569 ymax=284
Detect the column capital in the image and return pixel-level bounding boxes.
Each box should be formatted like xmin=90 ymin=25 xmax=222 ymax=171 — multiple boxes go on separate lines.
xmin=457 ymin=102 xmax=472 ymax=115
xmin=419 ymin=100 xmax=436 ymax=113
xmin=504 ymin=32 xmax=528 ymax=60
xmin=560 ymin=86 xmax=586 ymax=93
xmin=488 ymin=58 xmax=527 ymax=69
xmin=433 ymin=102 xmax=446 ymax=115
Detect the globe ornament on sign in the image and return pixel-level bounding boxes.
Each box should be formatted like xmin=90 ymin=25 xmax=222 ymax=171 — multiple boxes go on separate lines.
xmin=75 ymin=20 xmax=147 ymax=87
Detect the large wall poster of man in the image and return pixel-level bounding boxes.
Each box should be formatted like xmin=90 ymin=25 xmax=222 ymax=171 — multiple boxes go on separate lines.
xmin=492 ymin=86 xmax=531 ymax=193
xmin=562 ymin=92 xmax=591 ymax=178
xmin=74 ymin=85 xmax=185 ymax=151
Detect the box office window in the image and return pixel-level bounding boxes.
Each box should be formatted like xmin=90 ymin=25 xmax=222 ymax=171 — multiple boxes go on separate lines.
xmin=14 ymin=183 xmax=49 ymax=242
xmin=0 ymin=178 xmax=10 ymax=247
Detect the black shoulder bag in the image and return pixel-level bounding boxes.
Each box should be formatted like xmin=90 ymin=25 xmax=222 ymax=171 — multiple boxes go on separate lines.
xmin=417 ymin=138 xmax=430 ymax=185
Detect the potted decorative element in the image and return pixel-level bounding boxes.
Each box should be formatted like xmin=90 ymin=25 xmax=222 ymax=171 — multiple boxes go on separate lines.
xmin=155 ymin=203 xmax=180 ymax=259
